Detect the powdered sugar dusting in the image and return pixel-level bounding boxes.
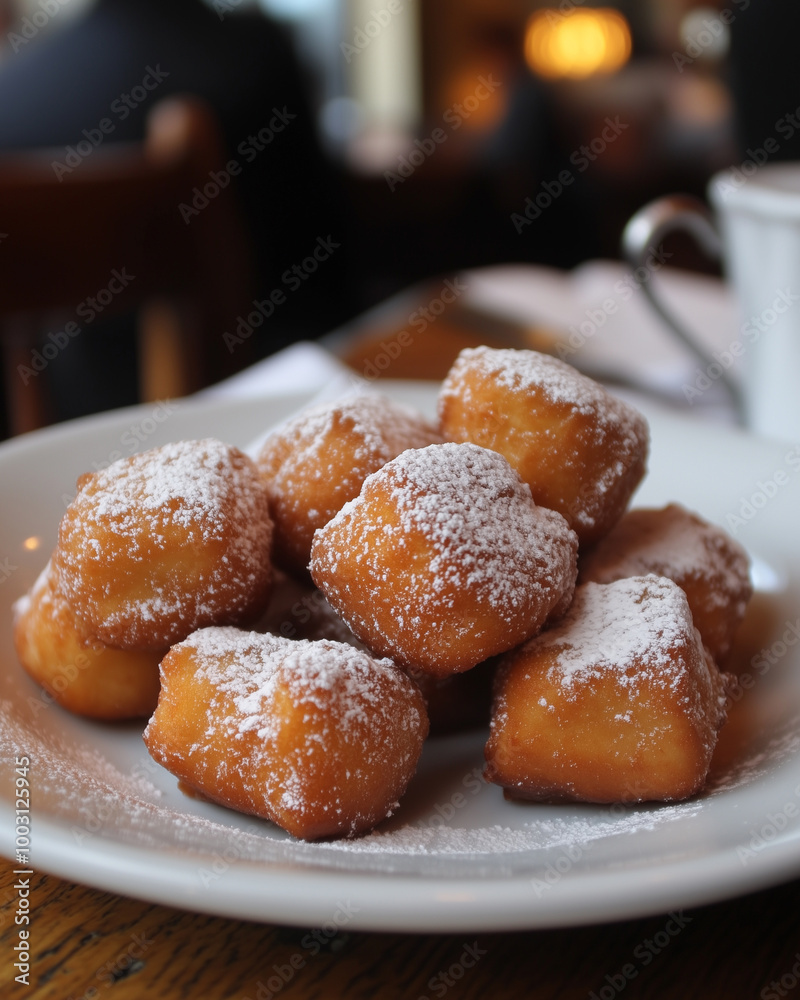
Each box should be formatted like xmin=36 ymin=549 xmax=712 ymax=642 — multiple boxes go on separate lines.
xmin=440 ymin=345 xmax=638 ymax=420
xmin=384 ymin=443 xmax=572 ymax=610
xmin=0 ymin=696 xmax=704 ymax=862
xmin=311 ymin=442 xmax=578 ymax=667
xmin=3 ymin=691 xmax=799 ymax=876
xmin=145 ymin=628 xmax=428 ymax=837
xmin=182 ymin=627 xmax=410 ymax=744
xmin=581 ymin=505 xmax=748 ymax=588
xmin=259 ymin=393 xmax=443 ymax=496
xmin=256 ymin=393 xmax=443 ymax=572
xmin=54 ymin=438 xmax=273 ymax=646
xmin=437 ymin=346 xmax=649 ymax=538
xmin=317 ymin=803 xmax=706 ymax=856
xmin=530 ymin=576 xmax=693 ymax=693
xmin=579 ymin=503 xmax=753 ymax=658
xmin=488 ymin=575 xmax=729 ymax=799
xmin=318 ymin=442 xmax=577 ymax=610
xmin=81 ymin=438 xmax=252 ymax=537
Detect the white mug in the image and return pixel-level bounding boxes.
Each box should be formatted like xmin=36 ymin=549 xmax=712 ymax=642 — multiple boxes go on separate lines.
xmin=623 ymin=163 xmax=800 ymax=442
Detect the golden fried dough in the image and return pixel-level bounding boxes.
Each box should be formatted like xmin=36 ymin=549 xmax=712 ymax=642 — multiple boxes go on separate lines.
xmin=485 ymin=576 xmax=730 ymax=803
xmin=437 ymin=346 xmax=649 ymax=545
xmin=144 ymin=627 xmax=428 ymax=840
xmin=13 ymin=563 xmax=162 ymax=720
xmin=53 ymin=439 xmax=273 ymax=650
xmin=579 ymin=503 xmax=752 ymax=662
xmin=310 ymin=441 xmax=578 ymax=677
xmin=256 ymin=393 xmax=443 ymax=577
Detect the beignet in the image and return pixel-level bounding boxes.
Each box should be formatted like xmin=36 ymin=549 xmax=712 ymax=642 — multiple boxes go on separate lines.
xmin=144 ymin=627 xmax=429 ymax=840
xmin=437 ymin=346 xmax=649 ymax=545
xmin=13 ymin=562 xmax=162 ymax=720
xmin=256 ymin=393 xmax=443 ymax=577
xmin=310 ymin=442 xmax=578 ymax=677
xmin=53 ymin=439 xmax=273 ymax=650
xmin=485 ymin=576 xmax=730 ymax=803
xmin=579 ymin=503 xmax=752 ymax=662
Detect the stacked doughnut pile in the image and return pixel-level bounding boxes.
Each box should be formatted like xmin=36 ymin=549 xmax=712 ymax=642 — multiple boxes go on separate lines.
xmin=13 ymin=348 xmax=752 ymax=840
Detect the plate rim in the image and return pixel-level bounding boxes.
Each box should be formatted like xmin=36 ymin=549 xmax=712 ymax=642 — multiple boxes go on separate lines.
xmin=2 ymin=383 xmax=800 ymax=932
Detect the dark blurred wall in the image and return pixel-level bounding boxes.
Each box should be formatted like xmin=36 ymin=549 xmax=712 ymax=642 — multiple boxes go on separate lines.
xmin=728 ymin=0 xmax=800 ymax=161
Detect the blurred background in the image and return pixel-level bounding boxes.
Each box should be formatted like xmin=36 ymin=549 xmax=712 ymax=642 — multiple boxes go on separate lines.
xmin=0 ymin=0 xmax=787 ymax=435
xmin=243 ymin=0 xmax=738 ymax=286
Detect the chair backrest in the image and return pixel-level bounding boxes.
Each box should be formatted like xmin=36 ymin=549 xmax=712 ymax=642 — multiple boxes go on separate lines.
xmin=0 ymin=94 xmax=255 ymax=435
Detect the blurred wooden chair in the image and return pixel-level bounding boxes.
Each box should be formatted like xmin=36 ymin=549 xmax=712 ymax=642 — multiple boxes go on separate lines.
xmin=0 ymin=94 xmax=255 ymax=436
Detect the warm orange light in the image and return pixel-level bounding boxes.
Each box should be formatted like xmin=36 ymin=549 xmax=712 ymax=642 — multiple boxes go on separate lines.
xmin=443 ymin=70 xmax=508 ymax=133
xmin=524 ymin=8 xmax=632 ymax=80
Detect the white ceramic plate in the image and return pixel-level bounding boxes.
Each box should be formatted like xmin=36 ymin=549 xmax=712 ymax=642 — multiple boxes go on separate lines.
xmin=2 ymin=382 xmax=800 ymax=932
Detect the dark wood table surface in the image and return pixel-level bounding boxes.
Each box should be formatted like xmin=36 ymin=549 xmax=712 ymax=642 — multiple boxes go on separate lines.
xmin=3 ymin=309 xmax=800 ymax=999
xmin=3 ymin=855 xmax=800 ymax=1000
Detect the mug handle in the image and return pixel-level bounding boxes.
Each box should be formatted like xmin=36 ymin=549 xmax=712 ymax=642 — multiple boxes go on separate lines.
xmin=621 ymin=195 xmax=745 ymax=425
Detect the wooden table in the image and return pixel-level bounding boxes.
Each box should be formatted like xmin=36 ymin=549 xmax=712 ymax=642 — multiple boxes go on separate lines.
xmin=3 ymin=301 xmax=800 ymax=999
xmin=3 ymin=857 xmax=800 ymax=999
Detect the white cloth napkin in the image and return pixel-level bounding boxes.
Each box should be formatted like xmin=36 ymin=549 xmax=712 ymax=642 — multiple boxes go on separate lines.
xmin=198 ymin=341 xmax=356 ymax=401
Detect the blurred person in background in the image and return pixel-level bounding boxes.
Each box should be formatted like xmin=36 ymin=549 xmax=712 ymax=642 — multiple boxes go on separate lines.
xmin=0 ymin=0 xmax=354 ymax=433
